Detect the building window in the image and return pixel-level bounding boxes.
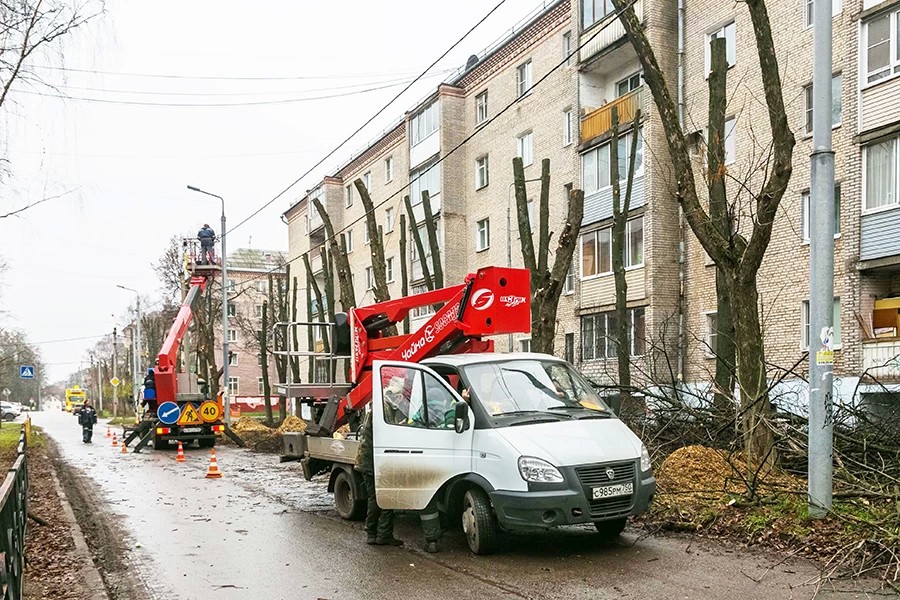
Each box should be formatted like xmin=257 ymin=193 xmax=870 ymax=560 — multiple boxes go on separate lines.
xmin=626 ymin=217 xmax=644 ymax=268
xmin=863 ymin=11 xmax=900 ymax=84
xmin=258 ymin=377 xmax=265 ymax=395
xmin=705 ymin=313 xmax=718 ymax=356
xmin=564 ymin=261 xmax=575 ymax=293
xmin=517 ymin=132 xmax=533 ymax=167
xmin=723 ymin=117 xmax=737 ymax=165
xmin=385 ymin=157 xmax=393 ymax=182
xmin=386 ymin=257 xmax=395 ymax=283
xmin=563 ymin=109 xmax=574 ymax=146
xmin=803 ymin=74 xmax=841 ymax=134
xmin=865 ymin=136 xmax=898 ymax=210
xmin=227 ymin=304 xmax=236 ymax=317
xmin=411 ymin=100 xmax=440 ymax=145
xmin=476 ymin=156 xmax=489 ymax=189
xmin=476 ymin=91 xmax=488 ymax=125
xmin=346 ymin=184 xmax=353 ymax=208
xmin=410 ymin=284 xmax=435 ymax=319
xmin=258 ymin=352 xmax=264 ymax=366
xmin=582 ymin=0 xmax=614 ymax=29
xmin=801 ymin=185 xmax=841 ymax=241
xmin=228 ymin=377 xmax=239 ymax=395
xmin=345 ymin=230 xmax=354 ymax=253
xmin=228 ymin=329 xmax=237 ymax=342
xmin=581 ymin=307 xmax=646 ymax=359
xmin=565 ymin=332 xmax=575 ymax=364
xmin=366 ymin=266 xmax=374 ymax=290
xmin=364 ymin=226 xmax=370 ymax=245
xmin=527 ymin=200 xmax=535 ymax=232
xmin=582 ymin=130 xmax=644 ymax=194
xmin=385 ymin=207 xmax=395 ymax=233
xmin=409 ymin=220 xmax=442 ymax=282
xmin=616 ymin=72 xmax=642 ymax=97
xmin=563 ymin=31 xmax=573 ymax=65
xmin=363 ymin=171 xmax=371 ymax=191
xmin=255 ymin=304 xmax=263 ymax=318
xmin=704 ymin=21 xmax=736 ymax=73
xmin=410 ymin=162 xmax=441 ymax=207
xmin=519 ymin=339 xmax=531 ymax=352
xmin=516 ymin=60 xmax=532 ymax=98
xmin=805 ymin=0 xmax=842 ymax=28
xmin=476 ymin=218 xmax=490 ymax=251
xmin=228 ymin=352 xmax=239 ymax=367
xmin=581 ymin=217 xmax=643 ymax=277
xmin=801 ymin=298 xmax=842 ymax=350
xmin=256 ymin=280 xmax=268 ymax=293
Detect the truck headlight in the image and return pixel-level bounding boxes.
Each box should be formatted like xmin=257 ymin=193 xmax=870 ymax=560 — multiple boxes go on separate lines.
xmin=640 ymin=444 xmax=652 ymax=472
xmin=518 ymin=456 xmax=564 ymax=483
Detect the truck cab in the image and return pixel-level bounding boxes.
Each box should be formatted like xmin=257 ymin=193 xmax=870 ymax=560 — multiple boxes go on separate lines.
xmin=369 ymin=353 xmax=655 ymax=554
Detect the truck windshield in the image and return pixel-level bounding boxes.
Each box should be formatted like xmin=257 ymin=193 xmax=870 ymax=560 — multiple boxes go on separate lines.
xmin=462 ymin=360 xmax=611 ymax=418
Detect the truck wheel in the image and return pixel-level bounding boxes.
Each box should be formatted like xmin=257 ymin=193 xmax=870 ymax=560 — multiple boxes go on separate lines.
xmin=594 ymin=517 xmax=627 ymax=539
xmin=153 ymin=434 xmax=170 ymax=450
xmin=199 ymin=437 xmax=215 ymax=449
xmin=333 ymin=470 xmax=365 ymax=521
xmin=462 ymin=488 xmax=498 ymax=555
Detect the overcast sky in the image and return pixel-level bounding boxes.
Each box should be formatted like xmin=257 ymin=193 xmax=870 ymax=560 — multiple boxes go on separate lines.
xmin=1 ymin=0 xmax=546 ymax=381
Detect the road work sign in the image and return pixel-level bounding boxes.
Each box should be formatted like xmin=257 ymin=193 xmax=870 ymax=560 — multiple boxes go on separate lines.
xmin=157 ymin=401 xmax=180 ymax=425
xmin=19 ymin=366 xmax=34 ymax=379
xmin=199 ymin=401 xmax=222 ymax=423
xmin=177 ymin=403 xmax=203 ymax=426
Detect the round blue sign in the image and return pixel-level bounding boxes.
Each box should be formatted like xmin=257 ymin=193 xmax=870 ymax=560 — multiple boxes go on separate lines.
xmin=157 ymin=401 xmax=181 ymax=425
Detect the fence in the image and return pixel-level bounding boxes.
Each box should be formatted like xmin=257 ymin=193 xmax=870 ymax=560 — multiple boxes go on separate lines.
xmin=0 ymin=423 xmax=28 ymax=599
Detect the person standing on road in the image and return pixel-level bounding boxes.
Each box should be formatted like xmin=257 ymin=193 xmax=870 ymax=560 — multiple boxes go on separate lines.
xmin=355 ymin=409 xmax=403 ymax=547
xmin=197 ymin=223 xmax=216 ymax=265
xmin=78 ymin=400 xmax=98 ymax=443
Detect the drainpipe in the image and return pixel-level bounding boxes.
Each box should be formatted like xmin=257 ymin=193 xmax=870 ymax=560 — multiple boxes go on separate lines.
xmin=675 ymin=0 xmax=687 ymax=393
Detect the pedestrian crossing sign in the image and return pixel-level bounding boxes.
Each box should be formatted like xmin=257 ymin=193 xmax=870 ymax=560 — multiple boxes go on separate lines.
xmin=177 ymin=403 xmax=203 ymax=426
xmin=19 ymin=366 xmax=34 ymax=379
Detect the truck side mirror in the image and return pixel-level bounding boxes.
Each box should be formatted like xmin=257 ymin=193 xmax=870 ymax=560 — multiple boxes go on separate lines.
xmin=454 ymin=401 xmax=470 ymax=434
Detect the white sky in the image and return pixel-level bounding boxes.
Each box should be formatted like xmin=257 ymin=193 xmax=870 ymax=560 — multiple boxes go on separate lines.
xmin=1 ymin=0 xmax=545 ymax=381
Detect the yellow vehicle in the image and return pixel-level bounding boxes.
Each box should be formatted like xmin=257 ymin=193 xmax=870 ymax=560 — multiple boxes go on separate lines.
xmin=65 ymin=386 xmax=87 ymax=413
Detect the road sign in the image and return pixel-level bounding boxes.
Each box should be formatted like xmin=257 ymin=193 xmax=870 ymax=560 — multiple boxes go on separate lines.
xmin=19 ymin=366 xmax=34 ymax=379
xmin=177 ymin=403 xmax=203 ymax=426
xmin=199 ymin=401 xmax=222 ymax=423
xmin=157 ymin=401 xmax=180 ymax=425
xmin=110 ymin=377 xmax=121 ymax=387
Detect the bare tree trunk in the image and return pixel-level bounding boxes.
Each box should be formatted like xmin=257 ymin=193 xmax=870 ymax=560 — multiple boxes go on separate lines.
xmin=287 ymin=264 xmax=301 ymax=385
xmin=399 ymin=213 xmax=410 ymax=335
xmin=321 ymin=246 xmax=338 ymax=380
xmin=277 ymin=274 xmax=289 ymax=422
xmin=312 ymin=197 xmax=356 ymax=310
xmin=303 ymin=253 xmax=331 ymax=358
xmin=268 ymin=273 xmax=288 ymax=423
xmin=420 ymin=191 xmax=443 ymax=289
xmin=260 ymin=300 xmax=273 ymax=426
xmin=404 ymin=195 xmax=434 ymax=290
xmin=356 ymin=180 xmax=392 ymax=305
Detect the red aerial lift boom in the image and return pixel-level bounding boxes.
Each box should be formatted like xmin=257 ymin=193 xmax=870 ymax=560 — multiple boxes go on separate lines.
xmin=152 ymin=275 xmax=210 ymax=403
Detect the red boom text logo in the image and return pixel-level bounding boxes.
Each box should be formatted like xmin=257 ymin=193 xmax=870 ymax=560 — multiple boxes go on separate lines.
xmin=470 ymin=289 xmax=495 ymax=311
xmin=499 ymin=295 xmax=527 ymax=308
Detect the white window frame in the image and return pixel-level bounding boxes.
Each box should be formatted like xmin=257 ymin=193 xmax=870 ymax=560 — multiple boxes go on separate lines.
xmin=563 ymin=31 xmax=573 ymax=65
xmin=519 ymin=338 xmax=532 ymax=352
xmin=580 ymin=228 xmax=612 ymax=279
xmin=256 ymin=280 xmax=269 ymax=293
xmin=581 ymin=307 xmax=646 ymax=360
xmin=365 ymin=266 xmax=374 ymax=290
xmin=228 ymin=377 xmax=239 ymax=395
xmin=410 ymin=161 xmax=441 ymax=207
xmin=704 ymin=311 xmax=718 ymax=358
xmin=526 ymin=200 xmax=535 ymax=233
xmin=516 ymin=60 xmax=533 ymax=98
xmin=346 ymin=184 xmax=353 ymax=208
xmin=476 ymin=218 xmax=490 ymax=252
xmin=228 ymin=352 xmax=239 ymax=367
xmin=363 ymin=171 xmax=371 ymax=191
xmin=563 ymin=109 xmax=574 ymax=146
xmin=801 ymin=297 xmax=842 ymax=350
xmin=805 ymin=0 xmax=842 ymax=28
xmin=385 ymin=157 xmax=394 ymax=183
xmin=801 ymin=185 xmax=841 ymax=242
xmin=517 ymin=131 xmax=534 ymax=167
xmin=802 ymin=74 xmax=842 ymax=135
xmin=255 ymin=304 xmax=263 ymax=318
xmin=228 ymin=329 xmax=237 ymax=343
xmin=863 ymin=11 xmax=900 ymax=85
xmin=476 ymin=155 xmax=489 ymax=190
xmin=227 ymin=303 xmax=236 ymax=317
xmin=564 ymin=260 xmax=576 ymax=294
xmin=582 ymin=0 xmax=615 ymax=30
xmin=615 ymin=72 xmax=642 ymax=97
xmin=625 ymin=216 xmax=644 ymax=269
xmin=345 ymin=230 xmax=354 ymax=253
xmin=863 ymin=135 xmax=900 ymax=213
xmin=582 ymin=129 xmax=644 ymax=194
xmin=411 ymin=100 xmax=440 ymax=146
xmin=704 ymin=21 xmax=736 ymax=75
xmin=476 ymin=91 xmax=488 ymax=125
xmin=364 ymin=226 xmax=370 ymax=245
xmin=257 ymin=377 xmax=264 ymax=395
xmin=385 ymin=207 xmax=395 ymax=233
xmin=386 ymin=257 xmax=395 ymax=283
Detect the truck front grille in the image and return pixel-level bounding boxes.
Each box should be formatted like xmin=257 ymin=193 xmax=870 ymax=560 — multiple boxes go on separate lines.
xmin=575 ymin=461 xmax=636 ymax=519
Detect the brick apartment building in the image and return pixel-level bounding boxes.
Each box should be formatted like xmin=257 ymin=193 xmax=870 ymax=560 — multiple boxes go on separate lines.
xmin=284 ymin=0 xmax=900 ymax=406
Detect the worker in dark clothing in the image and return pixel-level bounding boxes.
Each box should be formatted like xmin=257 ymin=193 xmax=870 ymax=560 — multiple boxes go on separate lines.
xmin=78 ymin=400 xmax=98 ymax=443
xmin=142 ymin=368 xmax=158 ymax=414
xmin=198 ymin=224 xmax=216 ymax=265
xmin=355 ymin=409 xmax=402 ymax=547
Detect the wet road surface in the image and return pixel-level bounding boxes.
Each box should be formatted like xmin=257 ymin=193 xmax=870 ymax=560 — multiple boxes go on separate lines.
xmin=33 ymin=410 xmax=888 ymax=600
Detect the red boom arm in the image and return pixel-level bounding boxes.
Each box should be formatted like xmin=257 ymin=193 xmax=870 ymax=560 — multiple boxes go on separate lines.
xmin=153 ymin=275 xmax=209 ymax=403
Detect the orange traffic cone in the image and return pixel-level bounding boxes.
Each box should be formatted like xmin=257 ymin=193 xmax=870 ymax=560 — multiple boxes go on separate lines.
xmin=106 ymin=427 xmax=111 ymax=438
xmin=205 ymin=449 xmax=222 ymax=479
xmin=176 ymin=441 xmax=185 ymax=463
xmin=120 ymin=440 xmax=128 ymax=454
xmin=111 ymin=432 xmax=118 ymax=447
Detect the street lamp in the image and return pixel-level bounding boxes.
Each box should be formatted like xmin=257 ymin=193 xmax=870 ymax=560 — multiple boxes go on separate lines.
xmin=117 ymin=285 xmax=142 ymax=415
xmin=186 ymin=184 xmax=230 ymax=424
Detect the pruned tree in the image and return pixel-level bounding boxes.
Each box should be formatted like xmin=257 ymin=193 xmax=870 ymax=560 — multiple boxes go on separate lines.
xmin=268 ymin=272 xmax=288 ymax=422
xmin=311 ymin=197 xmax=356 ymax=310
xmin=513 ymin=157 xmax=585 ymax=355
xmin=611 ymin=0 xmax=796 ymax=468
xmin=399 ymin=213 xmax=410 ymax=334
xmin=403 ymin=193 xmax=444 ymax=292
xmin=259 ymin=299 xmax=273 ymax=426
xmin=355 ymin=179 xmax=390 ymax=303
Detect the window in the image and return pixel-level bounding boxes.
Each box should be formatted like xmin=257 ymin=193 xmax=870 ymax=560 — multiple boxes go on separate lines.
xmin=801 ymin=298 xmax=842 ymax=350
xmin=723 ymin=117 xmax=737 ymax=165
xmin=258 ymin=377 xmax=265 ymax=395
xmin=616 ymin=72 xmax=642 ymax=97
xmin=255 ymin=304 xmax=263 ymax=318
xmin=386 ymin=257 xmax=395 ymax=283
xmin=565 ymin=332 xmax=575 ymax=364
xmin=864 ymin=12 xmax=900 ymax=84
xmin=228 ymin=352 xmax=239 ymax=367
xmin=379 ymin=366 xmax=456 ymax=429
xmin=385 ymin=157 xmax=394 ymax=182
xmin=410 ymin=162 xmax=441 ymax=206
xmin=803 ymin=74 xmax=842 ymax=134
xmin=705 ymin=313 xmax=718 ymax=356
xmin=582 ymin=130 xmax=644 ymax=194
xmin=410 ymin=284 xmax=435 ymax=319
xmin=704 ymin=22 xmax=736 ymax=73
xmin=256 ymin=280 xmax=268 ymax=293
xmin=346 ymin=184 xmax=353 ymax=208
xmin=476 ymin=156 xmax=489 ymax=189
xmin=366 ymin=266 xmax=374 ymax=290
xmin=805 ymin=0 xmax=842 ymax=28
xmin=563 ymin=109 xmax=574 ymax=146
xmin=476 ymin=91 xmax=488 ymax=125
xmin=801 ymin=185 xmax=841 ymax=241
xmin=517 ymin=132 xmax=534 ymax=166
xmin=581 ymin=217 xmax=643 ymax=277
xmin=563 ymin=31 xmax=573 ymax=65
xmin=411 ymin=100 xmax=440 ymax=145
xmin=527 ymin=200 xmax=535 ymax=232
xmin=345 ymin=230 xmax=354 ymax=253
xmin=865 ymin=136 xmax=898 ymax=210
xmin=582 ymin=0 xmax=614 ymax=29
xmin=581 ymin=307 xmax=646 ymax=359
xmin=364 ymin=226 xmax=370 ymax=245
xmin=228 ymin=329 xmax=237 ymax=342
xmin=519 ymin=339 xmax=531 ymax=352
xmin=228 ymin=377 xmax=239 ymax=395
xmin=363 ymin=171 xmax=371 ymax=191
xmin=258 ymin=352 xmax=264 ymax=366
xmin=626 ymin=217 xmax=644 ymax=267
xmin=227 ymin=304 xmax=236 ymax=317
xmin=409 ymin=220 xmax=442 ymax=282
xmin=564 ymin=261 xmax=575 ymax=293
xmin=385 ymin=207 xmax=395 ymax=233
xmin=476 ymin=218 xmax=490 ymax=251
xmin=516 ymin=61 xmax=532 ymax=97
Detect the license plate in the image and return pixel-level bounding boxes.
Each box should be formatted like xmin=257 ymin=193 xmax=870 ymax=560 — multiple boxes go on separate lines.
xmin=182 ymin=427 xmax=202 ymax=434
xmin=592 ymin=482 xmax=633 ymax=499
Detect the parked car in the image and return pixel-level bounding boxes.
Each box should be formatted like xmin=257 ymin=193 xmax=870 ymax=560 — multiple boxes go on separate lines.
xmin=0 ymin=402 xmax=21 ymax=421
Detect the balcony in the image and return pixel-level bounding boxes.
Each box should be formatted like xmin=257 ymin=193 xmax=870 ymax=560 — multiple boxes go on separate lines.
xmin=579 ymin=0 xmax=642 ymax=63
xmin=862 ymin=339 xmax=900 ymax=381
xmin=581 ymin=87 xmax=644 ymax=145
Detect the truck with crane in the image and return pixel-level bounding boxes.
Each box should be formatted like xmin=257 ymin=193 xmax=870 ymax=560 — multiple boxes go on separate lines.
xmin=279 ymin=266 xmax=656 ymax=554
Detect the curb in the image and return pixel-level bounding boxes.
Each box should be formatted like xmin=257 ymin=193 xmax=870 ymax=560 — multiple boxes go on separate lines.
xmin=48 ymin=464 xmax=111 ymax=600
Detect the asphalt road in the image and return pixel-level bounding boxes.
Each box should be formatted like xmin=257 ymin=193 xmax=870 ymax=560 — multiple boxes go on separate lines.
xmin=32 ymin=410 xmax=888 ymax=600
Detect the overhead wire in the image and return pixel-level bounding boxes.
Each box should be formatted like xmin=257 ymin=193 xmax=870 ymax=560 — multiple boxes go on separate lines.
xmin=30 ymin=64 xmax=450 ymax=81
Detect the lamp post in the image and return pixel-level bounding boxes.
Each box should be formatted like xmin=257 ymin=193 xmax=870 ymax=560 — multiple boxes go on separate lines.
xmin=187 ymin=185 xmax=230 ymax=424
xmin=117 ymin=285 xmax=142 ymax=415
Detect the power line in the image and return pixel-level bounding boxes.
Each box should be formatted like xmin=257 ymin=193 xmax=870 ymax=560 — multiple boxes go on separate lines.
xmin=224 ymin=0 xmax=510 ymax=237
xmin=30 ymin=64 xmax=447 ymax=81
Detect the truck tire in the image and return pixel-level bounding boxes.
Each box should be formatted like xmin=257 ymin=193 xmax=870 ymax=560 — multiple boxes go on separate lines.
xmin=199 ymin=437 xmax=215 ymax=449
xmin=153 ymin=434 xmax=170 ymax=450
xmin=333 ymin=470 xmax=365 ymax=521
xmin=594 ymin=517 xmax=627 ymax=539
xmin=462 ymin=488 xmax=498 ymax=555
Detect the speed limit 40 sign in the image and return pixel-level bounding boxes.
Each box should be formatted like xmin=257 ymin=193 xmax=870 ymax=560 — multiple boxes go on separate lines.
xmin=199 ymin=401 xmax=222 ymax=423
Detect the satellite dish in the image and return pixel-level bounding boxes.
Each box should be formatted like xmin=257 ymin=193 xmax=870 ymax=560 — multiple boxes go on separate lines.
xmin=465 ymin=54 xmax=479 ymax=70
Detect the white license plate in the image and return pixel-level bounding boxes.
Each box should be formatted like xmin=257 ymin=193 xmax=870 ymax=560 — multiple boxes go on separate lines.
xmin=182 ymin=427 xmax=202 ymax=434
xmin=592 ymin=482 xmax=633 ymax=499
